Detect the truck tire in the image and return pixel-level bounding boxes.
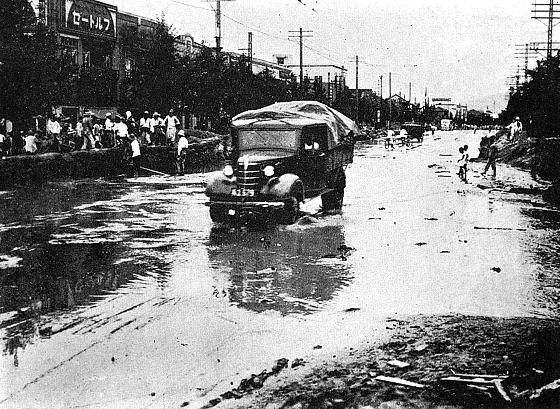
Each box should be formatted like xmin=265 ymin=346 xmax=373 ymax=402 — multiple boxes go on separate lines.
xmin=322 ymin=170 xmax=346 ymax=212
xmin=281 ymin=197 xmax=300 ymax=224
xmin=280 ymin=182 xmax=303 ymax=224
xmin=209 ymin=204 xmax=227 ymax=224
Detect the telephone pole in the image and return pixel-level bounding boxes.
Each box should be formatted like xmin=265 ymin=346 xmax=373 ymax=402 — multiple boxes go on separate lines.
xmin=239 ymin=32 xmax=253 ymax=71
xmin=207 ymin=0 xmax=236 ymax=54
xmin=532 ymin=0 xmax=560 ymax=60
xmin=289 ymin=28 xmax=313 ymax=92
xmin=355 ymin=55 xmax=359 ymax=122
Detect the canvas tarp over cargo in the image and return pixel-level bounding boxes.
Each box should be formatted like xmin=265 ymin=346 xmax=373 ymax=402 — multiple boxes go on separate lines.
xmin=232 ymin=101 xmax=358 ymax=150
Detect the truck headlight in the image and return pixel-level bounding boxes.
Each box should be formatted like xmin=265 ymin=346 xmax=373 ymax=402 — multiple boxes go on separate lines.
xmin=223 ymin=165 xmax=234 ymax=177
xmin=263 ymin=165 xmax=275 ymax=177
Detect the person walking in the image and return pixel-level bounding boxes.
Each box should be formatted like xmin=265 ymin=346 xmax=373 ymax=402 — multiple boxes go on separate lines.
xmin=164 ymin=109 xmax=180 ymax=146
xmin=175 ymin=130 xmax=189 ymax=175
xmin=482 ymin=142 xmax=498 ymax=177
xmin=129 ymin=134 xmax=141 ymax=177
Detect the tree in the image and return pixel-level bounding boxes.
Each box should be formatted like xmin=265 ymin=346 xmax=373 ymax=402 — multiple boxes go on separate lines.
xmin=0 ymin=0 xmax=73 ymax=129
xmin=119 ymin=17 xmax=178 ymax=113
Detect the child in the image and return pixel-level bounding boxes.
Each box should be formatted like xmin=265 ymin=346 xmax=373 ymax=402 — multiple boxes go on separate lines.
xmin=457 ymin=147 xmax=465 ymax=180
xmin=462 ymin=145 xmax=469 ymax=182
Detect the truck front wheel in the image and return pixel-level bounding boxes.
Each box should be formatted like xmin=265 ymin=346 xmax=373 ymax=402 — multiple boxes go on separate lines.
xmin=209 ymin=204 xmax=228 ymax=224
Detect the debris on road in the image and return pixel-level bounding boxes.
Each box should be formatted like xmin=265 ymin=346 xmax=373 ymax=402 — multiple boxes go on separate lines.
xmin=474 ymin=226 xmax=527 ymax=231
xmin=387 ymin=360 xmax=410 ymax=369
xmin=375 ymin=375 xmax=426 ymax=389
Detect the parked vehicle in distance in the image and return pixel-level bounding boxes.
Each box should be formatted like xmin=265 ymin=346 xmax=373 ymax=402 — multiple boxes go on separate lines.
xmin=441 ymin=119 xmax=452 ymax=131
xmin=205 ymin=101 xmax=357 ymax=225
xmin=400 ymin=123 xmax=425 ymax=143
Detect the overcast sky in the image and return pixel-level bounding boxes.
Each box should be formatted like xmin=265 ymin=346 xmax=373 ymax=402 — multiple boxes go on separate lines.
xmin=99 ymin=0 xmax=549 ymax=110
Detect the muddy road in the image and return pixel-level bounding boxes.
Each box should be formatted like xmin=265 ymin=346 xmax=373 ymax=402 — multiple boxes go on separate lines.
xmin=0 ymin=130 xmax=558 ymax=408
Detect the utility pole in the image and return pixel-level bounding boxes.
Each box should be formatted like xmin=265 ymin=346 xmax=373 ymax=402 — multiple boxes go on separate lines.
xmin=207 ymin=0 xmax=236 ymax=54
xmin=289 ymin=28 xmax=313 ymax=93
xmin=532 ymin=0 xmax=560 ymax=60
xmin=388 ymin=72 xmax=392 ymax=128
xmin=238 ymin=32 xmax=253 ymax=71
xmin=355 ymin=55 xmax=359 ymax=123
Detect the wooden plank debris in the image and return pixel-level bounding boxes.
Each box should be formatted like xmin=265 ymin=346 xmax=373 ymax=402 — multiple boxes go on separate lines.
xmin=387 ymin=360 xmax=410 ymax=369
xmin=529 ymin=378 xmax=560 ymax=400
xmin=494 ymin=379 xmax=512 ymax=402
xmin=450 ymin=371 xmax=509 ymax=380
xmin=375 ymin=375 xmax=426 ymax=389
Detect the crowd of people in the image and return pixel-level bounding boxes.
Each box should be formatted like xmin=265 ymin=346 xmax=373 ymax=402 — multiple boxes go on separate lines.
xmin=0 ymin=109 xmax=186 ymax=156
xmin=0 ymin=109 xmax=193 ymax=177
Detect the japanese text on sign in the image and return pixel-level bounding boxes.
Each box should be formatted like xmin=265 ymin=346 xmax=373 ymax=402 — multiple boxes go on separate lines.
xmin=72 ymin=11 xmax=111 ymax=32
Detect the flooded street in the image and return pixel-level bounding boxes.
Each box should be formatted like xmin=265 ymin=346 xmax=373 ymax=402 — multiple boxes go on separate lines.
xmin=1 ymin=130 xmax=559 ymax=408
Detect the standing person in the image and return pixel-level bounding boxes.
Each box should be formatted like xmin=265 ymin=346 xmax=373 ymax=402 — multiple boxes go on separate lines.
xmin=75 ymin=117 xmax=84 ymax=149
xmin=506 ymin=116 xmax=522 ymax=141
xmin=399 ymin=127 xmax=408 ymax=146
xmin=92 ymin=117 xmax=103 ymax=148
xmin=139 ymin=111 xmax=151 ymax=146
xmin=47 ymin=115 xmax=62 ymax=145
xmin=24 ymin=130 xmax=37 ymax=154
xmin=482 ymin=142 xmax=499 ymax=177
xmin=462 ymin=145 xmax=469 ymax=182
xmin=164 ymin=109 xmax=180 ymax=146
xmin=129 ymin=134 xmax=141 ymax=177
xmin=175 ymin=130 xmax=189 ymax=176
xmin=385 ymin=128 xmax=395 ymax=149
xmin=104 ymin=112 xmax=114 ymax=147
xmin=114 ymin=115 xmax=129 ymax=145
xmin=81 ymin=111 xmax=95 ymax=150
xmin=150 ymin=112 xmax=164 ymax=146
xmin=125 ymin=111 xmax=138 ymax=136
xmin=457 ymin=147 xmax=466 ymax=181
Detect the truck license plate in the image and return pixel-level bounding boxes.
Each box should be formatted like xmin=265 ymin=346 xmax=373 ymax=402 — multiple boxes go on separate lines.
xmin=232 ymin=188 xmax=255 ymax=197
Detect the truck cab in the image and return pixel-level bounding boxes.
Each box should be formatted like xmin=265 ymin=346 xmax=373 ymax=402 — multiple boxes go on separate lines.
xmin=205 ymin=101 xmax=357 ymax=225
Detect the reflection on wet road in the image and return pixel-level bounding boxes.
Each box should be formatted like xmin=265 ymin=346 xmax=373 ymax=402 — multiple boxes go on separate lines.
xmin=0 ymin=131 xmax=559 ymax=408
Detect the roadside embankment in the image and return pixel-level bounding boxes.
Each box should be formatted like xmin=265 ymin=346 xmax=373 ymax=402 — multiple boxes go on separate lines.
xmin=0 ymin=133 xmax=224 ymax=188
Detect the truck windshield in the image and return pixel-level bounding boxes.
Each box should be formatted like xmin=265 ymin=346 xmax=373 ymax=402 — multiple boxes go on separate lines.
xmin=238 ymin=129 xmax=298 ymax=152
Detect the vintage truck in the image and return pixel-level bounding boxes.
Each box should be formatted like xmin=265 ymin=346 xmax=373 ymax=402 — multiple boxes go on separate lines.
xmin=205 ymin=101 xmax=357 ymax=225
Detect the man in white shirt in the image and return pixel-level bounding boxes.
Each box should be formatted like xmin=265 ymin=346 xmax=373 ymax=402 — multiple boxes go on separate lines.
xmin=164 ymin=109 xmax=180 ymax=146
xmin=114 ymin=115 xmax=129 ymax=144
xmin=176 ymin=129 xmax=189 ymax=175
xmin=47 ymin=115 xmax=62 ymax=145
xmin=24 ymin=131 xmax=37 ymax=154
xmin=149 ymin=112 xmax=164 ymax=146
xmin=104 ymin=112 xmax=114 ymax=147
xmin=139 ymin=111 xmax=151 ymax=146
xmin=129 ymin=134 xmax=141 ymax=177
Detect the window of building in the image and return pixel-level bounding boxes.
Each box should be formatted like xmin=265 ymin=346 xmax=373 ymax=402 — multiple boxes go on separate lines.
xmin=61 ymin=36 xmax=79 ymax=65
xmin=276 ymin=56 xmax=285 ymax=65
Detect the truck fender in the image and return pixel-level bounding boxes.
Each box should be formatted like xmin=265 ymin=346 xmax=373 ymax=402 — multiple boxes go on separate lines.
xmin=264 ymin=174 xmax=304 ymax=200
xmin=205 ymin=171 xmax=236 ymax=196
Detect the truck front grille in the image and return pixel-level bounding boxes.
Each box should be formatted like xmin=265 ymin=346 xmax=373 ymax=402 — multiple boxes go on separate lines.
xmin=236 ymin=163 xmax=261 ymax=189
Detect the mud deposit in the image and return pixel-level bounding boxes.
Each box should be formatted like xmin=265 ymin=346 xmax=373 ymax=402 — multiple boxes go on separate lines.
xmin=220 ymin=316 xmax=560 ymax=409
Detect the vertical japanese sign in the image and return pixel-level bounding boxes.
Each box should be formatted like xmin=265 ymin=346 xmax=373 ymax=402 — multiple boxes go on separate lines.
xmin=65 ymin=0 xmax=116 ymax=38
